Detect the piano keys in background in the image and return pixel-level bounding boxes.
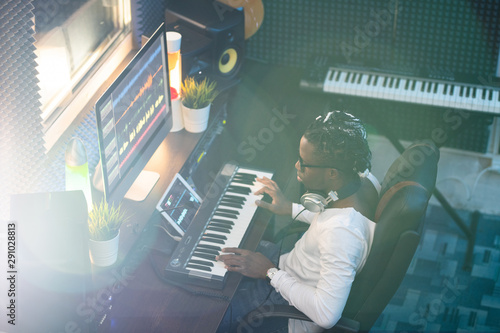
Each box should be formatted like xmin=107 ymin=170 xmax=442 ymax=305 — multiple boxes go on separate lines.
xmin=301 ymin=65 xmax=500 ymax=115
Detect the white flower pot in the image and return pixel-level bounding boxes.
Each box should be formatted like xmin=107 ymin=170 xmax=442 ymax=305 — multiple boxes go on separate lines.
xmin=88 ymin=231 xmax=120 ymax=267
xmin=181 ymin=103 xmax=211 ymax=133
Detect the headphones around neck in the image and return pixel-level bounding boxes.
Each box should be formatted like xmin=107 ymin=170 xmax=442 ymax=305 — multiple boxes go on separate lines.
xmin=300 ymin=180 xmax=361 ymax=213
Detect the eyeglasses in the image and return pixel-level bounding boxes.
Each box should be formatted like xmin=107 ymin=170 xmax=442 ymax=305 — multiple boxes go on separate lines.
xmin=298 ymin=155 xmax=338 ymax=171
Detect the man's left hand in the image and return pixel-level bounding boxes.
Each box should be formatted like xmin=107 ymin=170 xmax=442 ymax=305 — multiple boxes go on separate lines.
xmin=216 ymin=248 xmax=275 ymax=279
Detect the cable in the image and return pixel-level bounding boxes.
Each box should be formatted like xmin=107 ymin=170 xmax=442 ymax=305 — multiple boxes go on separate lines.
xmin=276 ymin=207 xmax=308 ymax=268
xmin=254 ymin=208 xmax=308 ymax=311
xmin=469 ymin=166 xmax=500 ymax=201
xmin=154 ymin=223 xmax=182 ymax=242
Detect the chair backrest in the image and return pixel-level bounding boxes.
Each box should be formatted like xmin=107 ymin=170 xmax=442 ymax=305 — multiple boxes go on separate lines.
xmin=341 ymin=141 xmax=439 ymax=331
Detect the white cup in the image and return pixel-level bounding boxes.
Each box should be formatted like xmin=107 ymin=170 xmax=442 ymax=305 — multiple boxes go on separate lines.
xmin=166 ymin=31 xmax=182 ymax=53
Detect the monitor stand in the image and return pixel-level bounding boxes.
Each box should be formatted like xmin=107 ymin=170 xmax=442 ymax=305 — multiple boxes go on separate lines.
xmin=93 ymin=163 xmax=160 ymax=202
xmin=124 ymin=170 xmax=160 ymax=201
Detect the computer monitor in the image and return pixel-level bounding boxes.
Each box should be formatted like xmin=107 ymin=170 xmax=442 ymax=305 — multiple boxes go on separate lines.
xmin=95 ymin=23 xmax=172 ymax=204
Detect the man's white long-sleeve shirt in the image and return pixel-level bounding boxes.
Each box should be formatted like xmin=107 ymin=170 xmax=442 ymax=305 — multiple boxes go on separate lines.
xmin=271 ymin=201 xmax=377 ymax=333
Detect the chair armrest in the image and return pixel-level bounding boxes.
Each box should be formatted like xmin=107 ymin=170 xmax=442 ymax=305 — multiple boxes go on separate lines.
xmin=241 ymin=305 xmax=360 ymax=333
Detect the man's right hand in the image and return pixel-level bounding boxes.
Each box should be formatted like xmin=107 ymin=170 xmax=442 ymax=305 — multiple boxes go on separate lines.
xmin=254 ymin=177 xmax=292 ymax=216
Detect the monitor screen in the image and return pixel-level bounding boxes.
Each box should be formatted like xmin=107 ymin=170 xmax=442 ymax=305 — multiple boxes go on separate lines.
xmin=95 ymin=23 xmax=172 ymax=204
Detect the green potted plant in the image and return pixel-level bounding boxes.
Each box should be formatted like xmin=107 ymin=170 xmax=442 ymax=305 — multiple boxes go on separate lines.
xmin=180 ymin=77 xmax=218 ymax=133
xmin=88 ymin=200 xmax=129 ymax=267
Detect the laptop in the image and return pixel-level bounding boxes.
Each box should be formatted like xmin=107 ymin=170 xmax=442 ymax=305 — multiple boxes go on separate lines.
xmin=156 ymin=173 xmax=202 ymax=236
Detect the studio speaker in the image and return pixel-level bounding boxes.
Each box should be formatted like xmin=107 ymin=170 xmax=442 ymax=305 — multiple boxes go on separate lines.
xmin=165 ymin=0 xmax=245 ymax=89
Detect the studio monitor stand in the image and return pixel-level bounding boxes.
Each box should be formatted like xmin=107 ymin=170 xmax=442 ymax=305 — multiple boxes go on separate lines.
xmin=92 ymin=162 xmax=159 ymax=202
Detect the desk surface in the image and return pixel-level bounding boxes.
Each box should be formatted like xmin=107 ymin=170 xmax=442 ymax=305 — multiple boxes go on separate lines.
xmin=89 ymin=106 xmax=277 ymax=332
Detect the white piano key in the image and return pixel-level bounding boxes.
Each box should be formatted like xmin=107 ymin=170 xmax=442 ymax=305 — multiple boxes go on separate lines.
xmin=323 ymin=68 xmax=335 ymax=93
xmin=356 ymin=74 xmax=371 ymax=96
xmin=408 ymin=80 xmax=423 ymax=104
xmin=336 ymin=71 xmax=349 ymax=95
xmin=372 ymin=75 xmax=387 ymax=100
xmin=488 ymin=91 xmax=500 ymax=113
xmin=432 ymin=83 xmax=446 ymax=106
xmin=397 ymin=78 xmax=410 ymax=103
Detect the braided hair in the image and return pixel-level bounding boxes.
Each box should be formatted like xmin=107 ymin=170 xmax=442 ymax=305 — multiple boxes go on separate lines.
xmin=303 ymin=111 xmax=372 ymax=178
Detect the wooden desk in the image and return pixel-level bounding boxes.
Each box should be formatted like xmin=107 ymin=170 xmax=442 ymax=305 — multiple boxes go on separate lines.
xmin=86 ymin=110 xmax=274 ymax=333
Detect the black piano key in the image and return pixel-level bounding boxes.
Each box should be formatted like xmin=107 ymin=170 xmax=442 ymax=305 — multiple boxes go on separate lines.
xmin=449 ymin=85 xmax=455 ymax=95
xmin=350 ymin=73 xmax=357 ymax=83
xmin=357 ymin=73 xmax=363 ymax=84
xmin=420 ymin=82 xmax=426 ymax=92
xmin=192 ymin=253 xmax=217 ymax=261
xmin=388 ymin=77 xmax=394 ymax=88
xmin=465 ymin=86 xmax=471 ymax=98
xmin=395 ymin=78 xmax=401 ymax=88
xmin=189 ymin=259 xmax=214 ymax=267
xmin=186 ymin=263 xmax=212 ymax=272
xmin=222 ymin=194 xmax=246 ymax=201
xmin=426 ymin=82 xmax=433 ymax=93
xmin=411 ymin=80 xmax=417 ymax=90
xmin=221 ymin=198 xmax=245 ymax=206
xmin=443 ymin=84 xmax=448 ymax=94
xmin=328 ymin=70 xmax=335 ymax=81
xmin=231 ymin=178 xmax=254 ymax=186
xmin=335 ymin=71 xmax=341 ymax=81
xmin=488 ymin=89 xmax=493 ymax=101
xmin=233 ymin=174 xmax=255 ymax=180
xmin=459 ymin=86 xmax=464 ymax=97
xmin=382 ymin=76 xmax=388 ymax=87
xmin=216 ymin=208 xmax=240 ymax=215
xmin=344 ymin=72 xmax=351 ymax=82
xmin=481 ymin=89 xmax=487 ymax=99
xmin=472 ymin=88 xmax=477 ymax=98
xmin=366 ymin=75 xmax=372 ymax=85
xmin=235 ymin=172 xmax=257 ymax=179
xmin=209 ymin=222 xmax=233 ymax=230
xmin=197 ymin=244 xmax=222 ymax=252
xmin=207 ymin=226 xmax=231 ymax=233
xmin=404 ymin=79 xmax=410 ymax=90
xmin=201 ymin=237 xmax=226 ymax=245
xmin=214 ymin=212 xmax=238 ymax=219
xmin=221 ymin=197 xmax=246 ymax=205
xmin=433 ymin=83 xmax=438 ymax=94
xmin=211 ymin=218 xmax=235 ymax=225
xmin=227 ymin=185 xmax=251 ymax=195
xmin=373 ymin=76 xmax=379 ymax=85
xmin=204 ymin=233 xmax=227 ymax=240
xmin=194 ymin=247 xmax=221 ymax=256
xmin=218 ymin=201 xmax=243 ymax=209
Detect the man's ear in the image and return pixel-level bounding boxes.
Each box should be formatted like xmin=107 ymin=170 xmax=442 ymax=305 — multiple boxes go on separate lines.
xmin=328 ymin=168 xmax=340 ymax=179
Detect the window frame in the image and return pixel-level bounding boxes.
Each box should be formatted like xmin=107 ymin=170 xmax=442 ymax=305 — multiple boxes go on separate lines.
xmin=35 ymin=0 xmax=134 ymax=153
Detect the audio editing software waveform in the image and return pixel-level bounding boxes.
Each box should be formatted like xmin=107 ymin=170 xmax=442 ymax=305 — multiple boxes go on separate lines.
xmin=103 ymin=42 xmax=168 ymax=190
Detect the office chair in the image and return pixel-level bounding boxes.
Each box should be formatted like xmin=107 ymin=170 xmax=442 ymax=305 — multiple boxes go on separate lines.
xmin=239 ymin=140 xmax=440 ymax=332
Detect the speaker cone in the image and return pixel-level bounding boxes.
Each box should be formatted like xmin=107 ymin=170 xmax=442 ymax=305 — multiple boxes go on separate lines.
xmin=218 ymin=47 xmax=240 ymax=76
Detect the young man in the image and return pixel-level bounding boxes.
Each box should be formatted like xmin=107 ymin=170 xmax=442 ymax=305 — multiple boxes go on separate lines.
xmin=217 ymin=111 xmax=380 ymax=333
